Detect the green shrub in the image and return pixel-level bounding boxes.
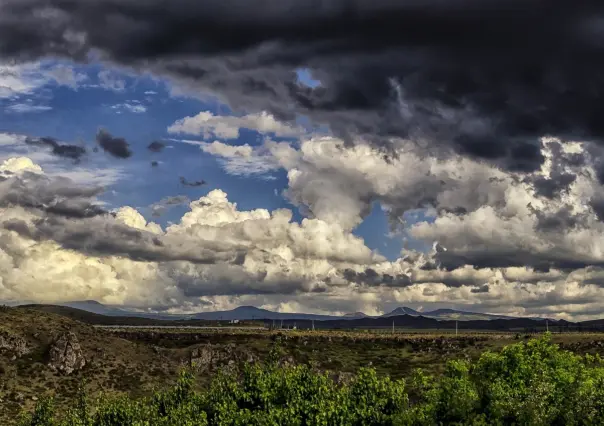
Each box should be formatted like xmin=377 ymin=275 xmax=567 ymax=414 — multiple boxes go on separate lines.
xmin=18 ymin=334 xmax=604 ymax=426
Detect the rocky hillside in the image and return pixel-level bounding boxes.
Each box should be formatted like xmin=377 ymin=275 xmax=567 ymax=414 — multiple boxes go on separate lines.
xmin=0 ymin=307 xmax=263 ymax=424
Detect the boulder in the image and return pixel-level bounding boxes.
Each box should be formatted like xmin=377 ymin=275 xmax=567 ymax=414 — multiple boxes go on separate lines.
xmin=189 ymin=343 xmax=258 ymax=372
xmin=189 ymin=345 xmax=214 ymax=371
xmin=0 ymin=331 xmax=30 ymax=358
xmin=47 ymin=332 xmax=86 ymax=375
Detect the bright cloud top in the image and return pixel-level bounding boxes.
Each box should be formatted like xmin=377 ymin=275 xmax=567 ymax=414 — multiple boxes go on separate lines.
xmin=168 ymin=111 xmax=304 ymax=140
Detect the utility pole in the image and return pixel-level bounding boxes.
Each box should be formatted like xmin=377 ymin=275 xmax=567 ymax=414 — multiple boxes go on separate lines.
xmin=451 ymin=313 xmax=460 ymax=336
xmin=392 ymin=319 xmax=395 ymax=334
xmin=546 ymin=319 xmax=549 ymax=333
xmin=312 ymin=319 xmax=315 ymax=331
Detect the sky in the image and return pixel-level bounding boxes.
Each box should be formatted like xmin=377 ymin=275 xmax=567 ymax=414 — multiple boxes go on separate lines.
xmin=2 ymin=1 xmax=604 ymax=319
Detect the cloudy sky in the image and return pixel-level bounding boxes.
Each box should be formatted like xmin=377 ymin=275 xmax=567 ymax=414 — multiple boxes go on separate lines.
xmin=2 ymin=1 xmax=604 ymax=319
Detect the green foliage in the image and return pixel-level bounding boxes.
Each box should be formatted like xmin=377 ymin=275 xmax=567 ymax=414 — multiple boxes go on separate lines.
xmin=17 ymin=334 xmax=604 ymax=426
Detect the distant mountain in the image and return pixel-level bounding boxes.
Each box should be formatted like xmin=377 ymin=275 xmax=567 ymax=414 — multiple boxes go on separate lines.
xmin=342 ymin=312 xmax=370 ymax=319
xmin=53 ymin=301 xmax=187 ymax=320
xmin=15 ymin=304 xmax=259 ymax=327
xmin=383 ymin=307 xmax=421 ymax=317
xmin=21 ymin=301 xmax=547 ymax=323
xmin=192 ymin=306 xmax=339 ymax=321
xmin=16 ymin=304 xmax=600 ymax=332
xmin=382 ymin=307 xmax=517 ymax=321
xmin=57 ymin=300 xmax=130 ymax=316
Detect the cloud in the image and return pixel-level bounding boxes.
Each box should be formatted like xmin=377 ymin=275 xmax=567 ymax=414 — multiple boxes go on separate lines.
xmin=0 ymin=62 xmax=85 ymax=98
xmin=4 ymin=1 xmax=604 ymax=172
xmin=168 ymin=111 xmax=303 ymax=139
xmin=97 ymin=70 xmax=126 ymax=92
xmin=147 ymin=141 xmax=165 ymax=152
xmin=25 ymin=136 xmax=86 ymax=161
xmin=5 ymin=0 xmax=604 ymax=318
xmin=150 ymin=195 xmax=190 ymax=217
xmin=46 ymin=64 xmax=87 ymax=89
xmin=0 ymin=157 xmax=385 ymax=308
xmin=111 ymin=102 xmax=147 ymax=114
xmin=6 ymin=103 xmax=52 ymax=113
xmin=0 ymin=62 xmax=46 ymax=98
xmin=199 ymin=140 xmax=280 ymax=179
xmin=198 ymin=131 xmax=604 ymax=278
xmin=179 ymin=176 xmax=206 ymax=187
xmin=95 ymin=129 xmax=133 ymax=159
xmin=0 ymin=132 xmax=127 ymax=187
xmin=2 ymin=155 xmax=604 ymax=319
xmin=0 ymin=161 xmax=244 ymax=265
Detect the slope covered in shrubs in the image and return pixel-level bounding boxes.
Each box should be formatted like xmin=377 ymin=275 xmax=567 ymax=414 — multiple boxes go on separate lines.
xmin=17 ymin=334 xmax=604 ymax=425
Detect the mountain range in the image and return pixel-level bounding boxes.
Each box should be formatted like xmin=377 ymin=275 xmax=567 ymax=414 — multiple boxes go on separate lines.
xmin=35 ymin=300 xmax=531 ymax=322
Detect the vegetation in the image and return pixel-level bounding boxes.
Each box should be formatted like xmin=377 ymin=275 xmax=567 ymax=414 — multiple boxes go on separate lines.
xmin=16 ymin=334 xmax=604 ymax=426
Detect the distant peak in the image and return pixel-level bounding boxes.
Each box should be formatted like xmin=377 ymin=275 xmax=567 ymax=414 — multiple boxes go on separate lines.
xmin=343 ymin=311 xmax=368 ymax=317
xmin=383 ymin=307 xmax=420 ymax=317
xmin=234 ymin=305 xmax=264 ymax=311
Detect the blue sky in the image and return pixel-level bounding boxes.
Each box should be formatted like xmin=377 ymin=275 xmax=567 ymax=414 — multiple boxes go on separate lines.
xmin=0 ymin=61 xmax=408 ymax=261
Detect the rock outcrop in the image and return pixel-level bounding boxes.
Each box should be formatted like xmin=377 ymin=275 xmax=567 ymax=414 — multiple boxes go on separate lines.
xmin=189 ymin=343 xmax=257 ymax=372
xmin=0 ymin=330 xmax=30 ymax=358
xmin=47 ymin=332 xmax=86 ymax=375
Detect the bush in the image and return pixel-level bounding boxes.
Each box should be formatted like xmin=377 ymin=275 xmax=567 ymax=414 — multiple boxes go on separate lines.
xmin=18 ymin=334 xmax=604 ymax=426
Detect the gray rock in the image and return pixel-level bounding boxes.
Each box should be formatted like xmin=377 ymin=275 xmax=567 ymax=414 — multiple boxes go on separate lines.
xmin=189 ymin=345 xmax=214 ymax=371
xmin=189 ymin=344 xmax=257 ymax=372
xmin=48 ymin=332 xmax=86 ymax=375
xmin=0 ymin=331 xmax=30 ymax=358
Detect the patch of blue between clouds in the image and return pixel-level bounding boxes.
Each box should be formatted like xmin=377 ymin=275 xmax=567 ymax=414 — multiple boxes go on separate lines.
xmin=296 ymin=68 xmax=321 ymax=88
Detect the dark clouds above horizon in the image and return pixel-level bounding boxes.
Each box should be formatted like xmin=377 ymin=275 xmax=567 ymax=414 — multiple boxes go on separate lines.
xmin=2 ymin=0 xmax=604 ymax=171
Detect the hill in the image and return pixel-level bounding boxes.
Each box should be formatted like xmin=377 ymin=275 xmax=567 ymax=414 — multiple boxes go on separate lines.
xmin=382 ymin=307 xmax=517 ymax=321
xmin=22 ymin=301 xmax=532 ymax=322
xmin=15 ymin=304 xmax=262 ymax=327
xmin=15 ymin=304 xmax=571 ymax=331
xmin=382 ymin=307 xmax=421 ymax=317
xmin=0 ymin=306 xmax=193 ymax=424
xmin=192 ymin=305 xmax=341 ymax=321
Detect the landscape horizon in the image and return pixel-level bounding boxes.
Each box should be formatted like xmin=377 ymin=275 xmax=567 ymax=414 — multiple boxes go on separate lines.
xmin=9 ymin=299 xmax=552 ymax=321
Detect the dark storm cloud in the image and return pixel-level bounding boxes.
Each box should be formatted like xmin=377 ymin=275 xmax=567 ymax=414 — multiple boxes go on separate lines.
xmin=590 ymin=196 xmax=604 ymax=222
xmin=531 ymin=205 xmax=588 ymax=233
xmin=343 ymin=268 xmax=412 ymax=287
xmin=162 ymin=265 xmax=317 ymax=297
xmin=150 ymin=195 xmax=190 ymax=217
xmin=433 ymin=249 xmax=602 ymax=273
xmin=147 ymin=141 xmax=165 ymax=153
xmin=525 ymin=141 xmax=585 ymax=199
xmin=95 ymin=129 xmax=132 ymax=159
xmin=3 ymin=1 xmax=604 ymax=169
xmin=179 ymin=176 xmax=206 ymax=187
xmin=0 ymin=171 xmax=107 ymax=218
xmin=25 ymin=137 xmax=87 ymax=161
xmin=0 ymin=171 xmax=245 ymax=264
xmin=22 ymin=215 xmax=242 ymax=264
